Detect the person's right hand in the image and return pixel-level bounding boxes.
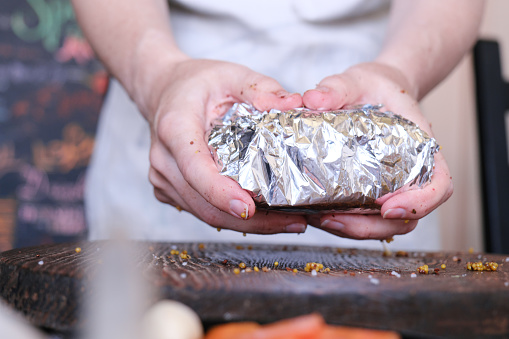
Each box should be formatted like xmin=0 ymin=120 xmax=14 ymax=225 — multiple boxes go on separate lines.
xmin=144 ymin=58 xmax=309 ymax=235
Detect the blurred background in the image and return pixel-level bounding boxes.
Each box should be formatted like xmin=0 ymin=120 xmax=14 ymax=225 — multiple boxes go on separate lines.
xmin=0 ymin=0 xmax=507 ymax=253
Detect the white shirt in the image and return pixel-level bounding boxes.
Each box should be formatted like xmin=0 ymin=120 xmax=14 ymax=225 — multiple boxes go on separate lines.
xmin=85 ymin=0 xmax=443 ymax=250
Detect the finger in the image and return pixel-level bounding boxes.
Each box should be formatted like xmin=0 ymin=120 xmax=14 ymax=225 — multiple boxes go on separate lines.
xmin=149 ymin=166 xmax=193 ymax=212
xmin=206 ymin=209 xmax=308 ymax=235
xmin=315 ymin=214 xmax=418 ymax=240
xmin=302 ymin=74 xmax=361 ymax=110
xmin=378 ymin=152 xmax=453 ymax=220
xmin=236 ymin=73 xmax=302 ymax=111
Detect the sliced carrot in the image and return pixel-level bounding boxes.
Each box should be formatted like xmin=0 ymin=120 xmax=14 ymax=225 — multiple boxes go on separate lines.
xmin=250 ymin=314 xmax=326 ymax=339
xmin=204 ymin=322 xmax=260 ymax=339
xmin=319 ymin=326 xmax=401 ymax=339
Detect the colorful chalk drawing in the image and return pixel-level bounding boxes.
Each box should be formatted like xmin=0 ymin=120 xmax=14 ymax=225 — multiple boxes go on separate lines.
xmin=0 ymin=0 xmax=107 ymax=250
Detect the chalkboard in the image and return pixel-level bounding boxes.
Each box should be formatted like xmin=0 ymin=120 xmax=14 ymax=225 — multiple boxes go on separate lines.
xmin=0 ymin=0 xmax=108 ymax=251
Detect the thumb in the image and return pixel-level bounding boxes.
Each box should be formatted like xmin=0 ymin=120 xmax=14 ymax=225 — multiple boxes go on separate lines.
xmin=302 ymin=74 xmax=361 ymax=110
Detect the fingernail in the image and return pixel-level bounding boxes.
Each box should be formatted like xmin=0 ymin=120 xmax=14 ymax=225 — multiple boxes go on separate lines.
xmin=383 ymin=208 xmax=407 ymax=219
xmin=321 ymin=219 xmax=345 ymax=230
xmin=285 ymin=223 xmax=307 ymax=233
xmin=315 ymin=86 xmax=330 ymax=93
xmin=230 ymin=200 xmax=249 ymax=219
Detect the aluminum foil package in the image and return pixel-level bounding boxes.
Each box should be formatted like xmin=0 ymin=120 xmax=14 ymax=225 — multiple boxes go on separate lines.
xmin=208 ymin=103 xmax=439 ymax=213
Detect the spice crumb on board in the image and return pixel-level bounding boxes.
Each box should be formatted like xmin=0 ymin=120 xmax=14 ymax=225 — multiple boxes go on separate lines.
xmin=466 ymin=261 xmax=498 ymax=271
xmin=233 ymin=268 xmax=240 ymax=275
xmin=239 ymin=262 xmax=246 ymax=269
xmin=304 ymin=262 xmax=324 ymax=272
xmin=75 ymin=247 xmax=82 ymax=253
xmin=254 ymin=266 xmax=260 ymax=272
xmin=418 ymin=264 xmax=429 ymax=274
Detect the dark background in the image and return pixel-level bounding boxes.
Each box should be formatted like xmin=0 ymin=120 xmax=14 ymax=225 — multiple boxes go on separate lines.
xmin=0 ymin=0 xmax=107 ymax=251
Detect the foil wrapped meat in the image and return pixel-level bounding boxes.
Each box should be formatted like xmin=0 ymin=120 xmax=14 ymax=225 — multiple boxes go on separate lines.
xmin=208 ymin=103 xmax=439 ymax=213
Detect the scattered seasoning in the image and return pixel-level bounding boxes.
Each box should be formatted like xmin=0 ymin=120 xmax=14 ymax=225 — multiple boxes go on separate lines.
xmin=411 ymin=209 xmax=417 ymax=214
xmin=176 ymin=205 xmax=182 ymax=212
xmin=286 ymin=267 xmax=292 ymax=272
xmin=350 ymin=272 xmax=355 ymax=276
xmin=343 ymin=270 xmax=348 ymax=274
xmin=75 ymin=247 xmax=82 ymax=253
xmin=236 ymin=245 xmax=244 ymax=250
xmin=293 ymin=269 xmax=298 ymax=274
xmin=385 ymin=237 xmax=394 ymax=243
xmin=254 ymin=266 xmax=260 ymax=272
xmin=441 ymin=264 xmax=446 ymax=270
xmin=242 ymin=233 xmax=247 ymax=237
xmin=198 ymin=243 xmax=205 ymax=250
xmin=453 ymin=256 xmax=462 ymax=263
xmin=418 ymin=264 xmax=429 ymax=274
xmin=217 ymin=228 xmax=222 ymax=232
xmin=274 ymin=261 xmax=279 ymax=267
xmin=180 ymin=252 xmax=190 ymax=259
xmin=233 ymin=268 xmax=240 ymax=275
xmin=38 ymin=260 xmax=44 ymax=265
xmin=239 ymin=262 xmax=246 ymax=269
xmin=304 ymin=262 xmax=324 ymax=272
xmin=391 ymin=271 xmax=401 ymax=278
xmin=247 ymin=245 xmax=253 ymax=250
xmin=324 ymin=268 xmax=331 ymax=273
xmin=466 ymin=261 xmax=498 ymax=271
xmin=36 ymin=254 xmax=40 ymax=257
xmin=336 ymin=248 xmax=343 ymax=254
xmin=434 ymin=268 xmax=440 ymax=273
xmin=190 ymin=141 xmax=194 ymax=145
xmin=404 ymin=220 xmax=410 ymax=224
xmin=468 ymin=247 xmax=474 ymax=254
xmin=222 ymin=259 xmax=228 ymax=265
xmin=262 ymin=266 xmax=269 ymax=272
xmin=245 ymin=268 xmax=253 ymax=273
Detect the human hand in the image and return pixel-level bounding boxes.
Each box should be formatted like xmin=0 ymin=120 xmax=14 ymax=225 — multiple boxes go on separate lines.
xmin=302 ymin=62 xmax=454 ymax=240
xmin=146 ymin=58 xmax=309 ymax=234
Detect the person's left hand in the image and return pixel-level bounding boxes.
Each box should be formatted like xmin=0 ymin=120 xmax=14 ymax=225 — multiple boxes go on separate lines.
xmin=302 ymin=62 xmax=453 ymax=240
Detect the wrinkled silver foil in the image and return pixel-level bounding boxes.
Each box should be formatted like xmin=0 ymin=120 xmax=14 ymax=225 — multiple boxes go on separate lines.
xmin=208 ymin=103 xmax=439 ymax=213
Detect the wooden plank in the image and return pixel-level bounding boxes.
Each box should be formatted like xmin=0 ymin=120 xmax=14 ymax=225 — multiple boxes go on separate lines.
xmin=1 ymin=241 xmax=509 ymax=337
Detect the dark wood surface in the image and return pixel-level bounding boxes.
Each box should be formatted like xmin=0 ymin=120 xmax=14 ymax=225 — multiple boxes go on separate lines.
xmin=1 ymin=241 xmax=509 ymax=338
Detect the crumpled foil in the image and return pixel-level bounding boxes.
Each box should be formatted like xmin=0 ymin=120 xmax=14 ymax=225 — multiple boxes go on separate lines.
xmin=208 ymin=103 xmax=439 ymax=213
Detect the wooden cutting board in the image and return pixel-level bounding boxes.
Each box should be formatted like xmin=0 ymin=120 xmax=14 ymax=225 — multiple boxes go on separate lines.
xmin=1 ymin=241 xmax=509 ymax=338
